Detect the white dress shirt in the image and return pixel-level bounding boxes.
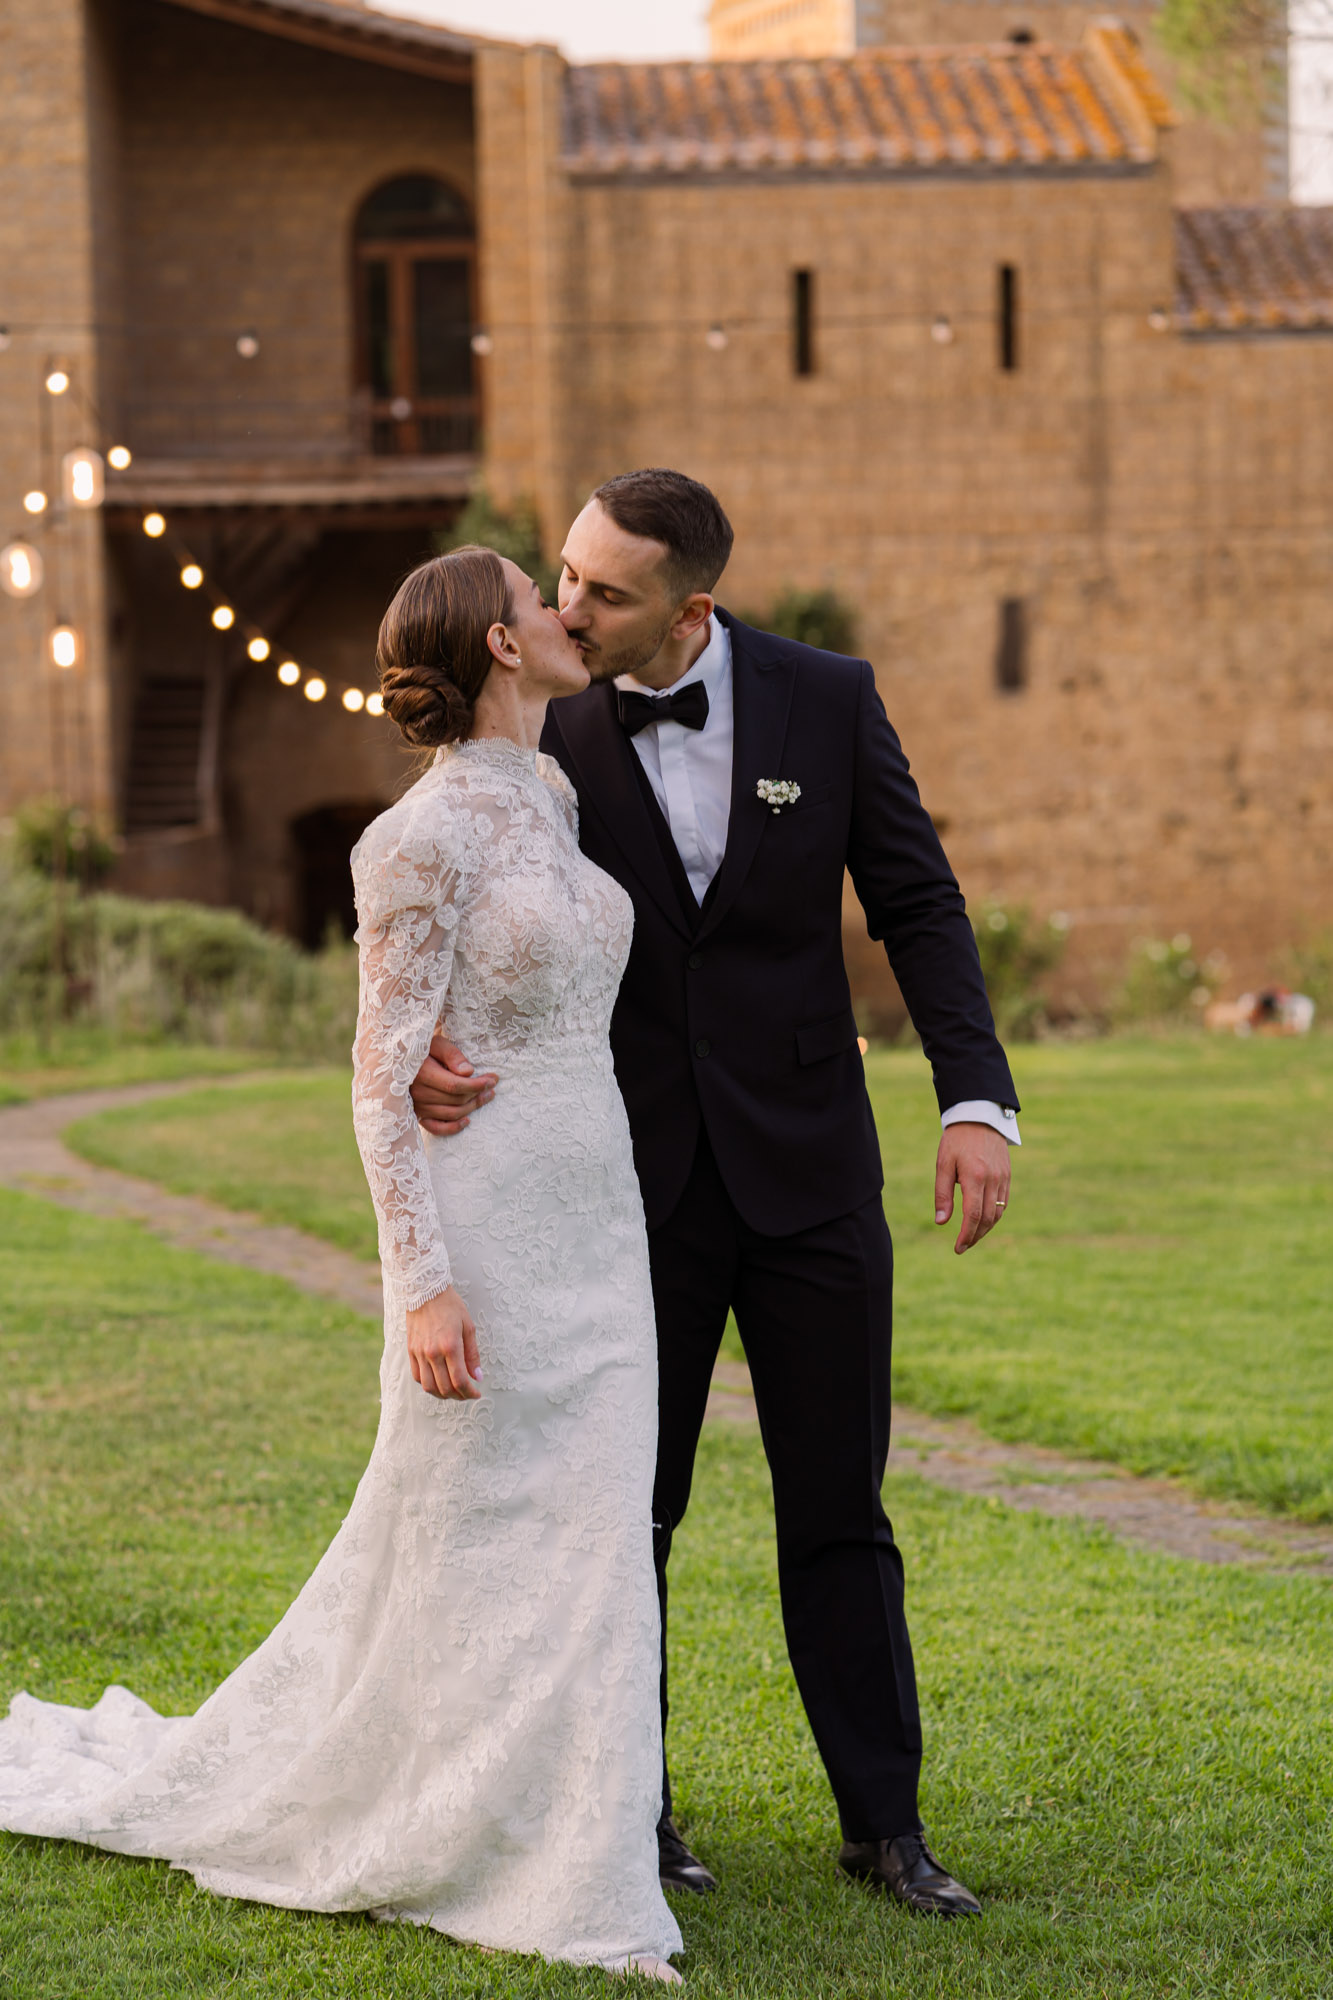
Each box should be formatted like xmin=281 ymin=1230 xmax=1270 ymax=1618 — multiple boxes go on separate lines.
xmin=617 ymin=620 xmax=1019 ymax=1146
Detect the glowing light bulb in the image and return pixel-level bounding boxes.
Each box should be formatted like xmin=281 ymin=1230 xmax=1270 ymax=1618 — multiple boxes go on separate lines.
xmin=211 ymin=605 xmax=235 ymax=631
xmin=236 ymin=330 xmax=260 ymax=359
xmin=366 ymin=692 xmax=384 ymax=717
xmin=931 ymin=315 xmax=955 ymax=345
xmin=63 ymin=448 xmax=105 ymax=508
xmin=277 ymin=660 xmax=301 ymax=686
xmin=23 ymin=490 xmax=47 ymax=515
xmin=0 ymin=542 xmax=43 ymax=598
xmin=247 ymin=636 xmax=270 ymax=662
xmin=143 ymin=512 xmax=166 ymax=538
xmin=50 ymin=623 xmax=78 ymax=668
xmin=45 ymin=368 xmax=70 ymax=395
xmin=180 ymin=563 xmax=203 ymax=589
xmin=705 ymin=323 xmax=728 ymax=352
xmin=470 ymin=329 xmax=494 ymax=357
xmin=303 ymin=677 xmax=326 ymax=702
xmin=341 ymin=686 xmax=365 ymax=712
xmin=107 ymin=444 xmax=132 ymax=470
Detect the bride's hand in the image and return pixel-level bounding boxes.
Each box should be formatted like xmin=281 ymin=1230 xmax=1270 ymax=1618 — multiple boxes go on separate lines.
xmin=406 ymin=1289 xmax=483 ymax=1400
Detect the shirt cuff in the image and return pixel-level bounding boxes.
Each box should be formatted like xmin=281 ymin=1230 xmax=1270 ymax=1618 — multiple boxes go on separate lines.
xmin=941 ymin=1100 xmax=1021 ymax=1146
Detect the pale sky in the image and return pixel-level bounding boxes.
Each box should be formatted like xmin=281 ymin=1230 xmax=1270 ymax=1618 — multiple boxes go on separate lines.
xmin=369 ymin=0 xmax=710 ymax=60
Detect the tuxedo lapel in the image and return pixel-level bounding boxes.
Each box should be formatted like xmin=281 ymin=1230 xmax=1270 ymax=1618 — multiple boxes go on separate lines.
xmin=696 ymin=616 xmax=797 ymax=944
xmin=548 ymin=684 xmax=695 ymax=942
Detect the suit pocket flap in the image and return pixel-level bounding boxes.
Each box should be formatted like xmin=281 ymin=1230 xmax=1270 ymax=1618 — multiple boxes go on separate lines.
xmin=795 ymin=1008 xmax=860 ymax=1066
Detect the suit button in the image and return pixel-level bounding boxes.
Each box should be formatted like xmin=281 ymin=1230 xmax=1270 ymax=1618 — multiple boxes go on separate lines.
xmin=687 ymin=952 xmax=703 ymax=971
xmin=694 ymin=1038 xmax=711 ymax=1058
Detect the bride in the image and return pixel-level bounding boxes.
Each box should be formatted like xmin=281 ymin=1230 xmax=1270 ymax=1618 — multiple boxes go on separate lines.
xmin=0 ymin=547 xmax=684 ymax=1982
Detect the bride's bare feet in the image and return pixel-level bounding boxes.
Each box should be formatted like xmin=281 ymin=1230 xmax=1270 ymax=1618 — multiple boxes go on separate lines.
xmin=608 ymin=1954 xmax=683 ymax=1985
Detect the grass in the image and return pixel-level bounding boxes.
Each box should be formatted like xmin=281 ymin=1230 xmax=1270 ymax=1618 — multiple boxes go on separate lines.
xmin=64 ymin=1035 xmax=1333 ymax=1519
xmin=2 ymin=1189 xmax=1332 ymax=1998
xmin=0 ymin=1031 xmax=282 ymax=1106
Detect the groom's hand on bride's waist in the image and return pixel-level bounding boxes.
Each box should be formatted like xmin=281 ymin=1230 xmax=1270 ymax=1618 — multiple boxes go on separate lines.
xmin=410 ymin=1034 xmax=497 ymax=1136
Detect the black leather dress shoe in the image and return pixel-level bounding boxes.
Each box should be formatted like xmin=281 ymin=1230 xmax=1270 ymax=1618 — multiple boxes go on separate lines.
xmin=658 ymin=1816 xmax=718 ymax=1894
xmin=839 ymin=1831 xmax=981 ymax=1917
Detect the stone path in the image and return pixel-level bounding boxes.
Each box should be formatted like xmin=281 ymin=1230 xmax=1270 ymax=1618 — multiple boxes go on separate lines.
xmin=3 ymin=1079 xmax=1331 ymax=1578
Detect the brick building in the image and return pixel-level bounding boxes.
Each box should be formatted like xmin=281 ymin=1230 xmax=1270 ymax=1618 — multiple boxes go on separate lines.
xmin=2 ymin=0 xmax=1331 ymax=1008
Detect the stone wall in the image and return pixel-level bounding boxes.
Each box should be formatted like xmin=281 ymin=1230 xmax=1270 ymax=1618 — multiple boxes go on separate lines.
xmin=525 ymin=153 xmax=1333 ymax=1001
xmin=0 ymin=0 xmax=112 ymax=823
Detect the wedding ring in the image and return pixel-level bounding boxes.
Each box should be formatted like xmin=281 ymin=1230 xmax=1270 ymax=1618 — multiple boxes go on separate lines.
xmin=995 ymin=1200 xmax=1007 ymax=1208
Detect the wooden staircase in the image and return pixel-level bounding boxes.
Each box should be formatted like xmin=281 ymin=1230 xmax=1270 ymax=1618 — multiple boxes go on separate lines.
xmin=123 ymin=677 xmax=209 ymax=831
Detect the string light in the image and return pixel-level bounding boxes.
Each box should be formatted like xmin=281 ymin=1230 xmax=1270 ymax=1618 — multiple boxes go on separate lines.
xmin=49 ymin=623 xmax=79 ymax=669
xmin=470 ymin=329 xmax=494 ymax=356
xmin=44 ymin=367 xmax=70 ymax=396
xmin=303 ymin=677 xmax=327 ymax=702
xmin=0 ymin=542 xmax=43 ymax=598
xmin=143 ymin=512 xmax=166 ymax=537
xmin=211 ymin=605 xmax=235 ymax=631
xmin=62 ymin=447 xmax=105 ymax=508
xmin=23 ymin=490 xmax=47 ymax=515
xmin=107 ymin=445 xmax=132 ymax=470
xmin=278 ymin=660 xmax=301 ymax=685
xmin=236 ymin=331 xmax=260 ymax=359
xmin=705 ymin=323 xmax=729 ymax=351
xmin=247 ymin=636 xmax=270 ymax=661
xmin=931 ymin=314 xmax=956 ymax=345
xmin=180 ymin=563 xmax=203 ymax=589
xmin=1148 ymin=306 xmax=1171 ymax=332
xmin=341 ymin=687 xmax=365 ymax=712
xmin=366 ymin=692 xmax=384 ymax=717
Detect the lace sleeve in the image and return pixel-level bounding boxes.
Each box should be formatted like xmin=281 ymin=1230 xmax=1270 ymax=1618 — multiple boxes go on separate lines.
xmin=350 ymin=802 xmax=464 ymax=1312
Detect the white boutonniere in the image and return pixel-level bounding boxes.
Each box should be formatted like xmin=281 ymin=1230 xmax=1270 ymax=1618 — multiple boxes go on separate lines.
xmin=756 ymin=778 xmax=801 ymax=814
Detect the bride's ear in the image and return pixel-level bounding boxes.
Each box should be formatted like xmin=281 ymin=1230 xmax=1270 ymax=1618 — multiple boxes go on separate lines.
xmin=486 ymin=621 xmax=522 ymax=672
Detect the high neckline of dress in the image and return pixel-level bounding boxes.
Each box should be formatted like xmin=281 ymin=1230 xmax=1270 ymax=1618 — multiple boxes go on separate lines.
xmin=438 ymin=736 xmax=540 ymax=777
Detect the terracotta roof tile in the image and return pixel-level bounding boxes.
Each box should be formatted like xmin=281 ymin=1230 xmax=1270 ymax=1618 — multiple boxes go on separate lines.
xmin=1176 ymin=207 xmax=1333 ymax=330
xmin=562 ymin=38 xmax=1170 ymax=178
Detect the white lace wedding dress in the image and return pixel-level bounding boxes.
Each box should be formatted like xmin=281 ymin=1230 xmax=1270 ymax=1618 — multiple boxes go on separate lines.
xmin=0 ymin=737 xmax=682 ymax=1972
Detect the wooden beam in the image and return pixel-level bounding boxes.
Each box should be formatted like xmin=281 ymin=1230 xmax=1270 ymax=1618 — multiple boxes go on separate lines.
xmin=155 ymin=0 xmax=475 ymax=85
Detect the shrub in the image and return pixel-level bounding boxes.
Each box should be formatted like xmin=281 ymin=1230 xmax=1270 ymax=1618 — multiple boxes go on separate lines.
xmin=12 ymin=798 xmax=117 ymax=887
xmin=970 ymin=902 xmax=1070 ymax=1040
xmin=1114 ymin=933 xmax=1226 ymax=1026
xmin=1282 ymin=928 xmax=1333 ymax=1023
xmin=0 ymin=856 xmax=358 ymax=1059
xmin=435 ymin=490 xmax=560 ymax=601
xmin=741 ymin=587 xmax=858 ymax=655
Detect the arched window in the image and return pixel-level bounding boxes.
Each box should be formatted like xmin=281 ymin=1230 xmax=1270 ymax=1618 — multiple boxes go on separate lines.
xmin=354 ymin=175 xmax=477 ymax=456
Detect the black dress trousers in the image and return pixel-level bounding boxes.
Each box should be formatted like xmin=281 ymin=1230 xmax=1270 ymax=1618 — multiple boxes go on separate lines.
xmin=648 ymin=1127 xmax=923 ymax=1843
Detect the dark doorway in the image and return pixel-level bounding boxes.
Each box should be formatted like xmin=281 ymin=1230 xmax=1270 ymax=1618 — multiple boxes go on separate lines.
xmin=292 ymin=802 xmax=386 ymax=948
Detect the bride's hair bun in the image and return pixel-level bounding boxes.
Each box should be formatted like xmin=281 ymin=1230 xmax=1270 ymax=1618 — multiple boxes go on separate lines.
xmin=376 ymin=547 xmax=514 ymax=748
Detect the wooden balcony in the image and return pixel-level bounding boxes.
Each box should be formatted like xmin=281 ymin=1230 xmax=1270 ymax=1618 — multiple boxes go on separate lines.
xmin=104 ymin=394 xmax=480 ymax=515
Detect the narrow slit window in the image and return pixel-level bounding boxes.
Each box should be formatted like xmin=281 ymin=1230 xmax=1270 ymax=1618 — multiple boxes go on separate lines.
xmin=793 ymin=269 xmax=815 ymax=377
xmin=996 ymin=597 xmax=1027 ymax=692
xmin=998 ymin=263 xmax=1019 ymax=371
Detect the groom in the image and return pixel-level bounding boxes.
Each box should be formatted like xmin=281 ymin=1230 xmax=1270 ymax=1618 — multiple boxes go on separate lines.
xmin=411 ymin=469 xmax=1019 ymax=1917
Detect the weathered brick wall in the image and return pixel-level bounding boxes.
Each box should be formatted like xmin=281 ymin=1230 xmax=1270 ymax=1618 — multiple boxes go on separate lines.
xmin=106 ymin=0 xmax=476 ymax=443
xmin=0 ymin=0 xmax=112 ymax=821
xmin=526 ymin=158 xmax=1333 ymax=1000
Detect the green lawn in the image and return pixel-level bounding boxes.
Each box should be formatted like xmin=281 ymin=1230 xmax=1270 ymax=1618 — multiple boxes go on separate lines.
xmin=1 ymin=1190 xmax=1330 ymax=1998
xmin=66 ymin=1036 xmax=1333 ymax=1518
xmin=0 ymin=1033 xmax=278 ymax=1107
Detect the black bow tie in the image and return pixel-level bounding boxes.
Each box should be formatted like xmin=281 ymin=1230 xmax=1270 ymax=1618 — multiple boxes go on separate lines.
xmin=616 ymin=682 xmax=710 ymax=738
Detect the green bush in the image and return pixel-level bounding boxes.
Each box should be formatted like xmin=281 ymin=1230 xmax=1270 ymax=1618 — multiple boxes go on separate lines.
xmin=971 ymin=901 xmax=1070 ymax=1040
xmin=1282 ymin=928 xmax=1332 ymax=1024
xmin=12 ymin=797 xmax=117 ymax=887
xmin=434 ymin=489 xmax=560 ymax=601
xmin=0 ymin=857 xmax=357 ymax=1059
xmin=740 ymin=586 xmax=858 ymax=655
xmin=1114 ymin=932 xmax=1226 ymax=1026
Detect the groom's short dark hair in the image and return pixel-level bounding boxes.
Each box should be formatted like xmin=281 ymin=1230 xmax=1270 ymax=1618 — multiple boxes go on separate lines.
xmin=591 ymin=468 xmax=734 ymax=597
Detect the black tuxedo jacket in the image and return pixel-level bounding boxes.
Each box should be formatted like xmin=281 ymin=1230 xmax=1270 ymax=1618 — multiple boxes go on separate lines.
xmin=540 ymin=609 xmax=1017 ymax=1236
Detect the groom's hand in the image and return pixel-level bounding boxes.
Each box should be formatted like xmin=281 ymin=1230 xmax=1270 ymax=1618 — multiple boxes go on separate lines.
xmin=410 ymin=1034 xmax=497 ymax=1136
xmin=935 ymin=1123 xmax=1012 ymax=1254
